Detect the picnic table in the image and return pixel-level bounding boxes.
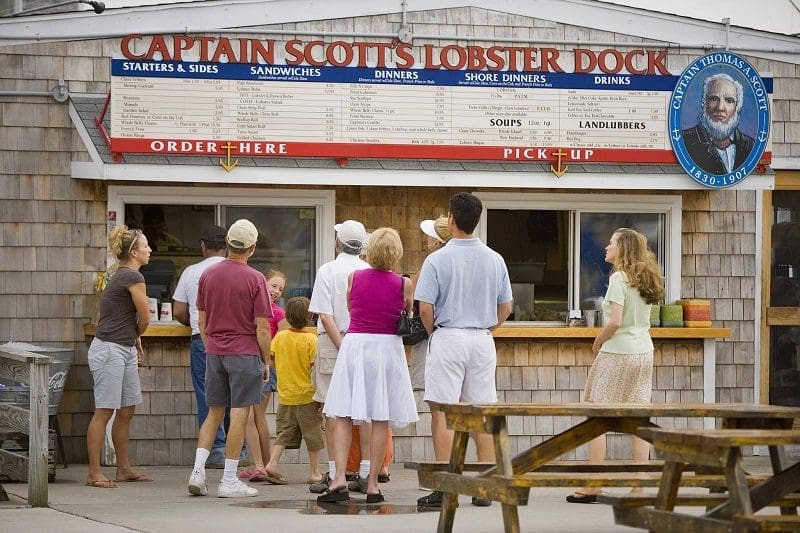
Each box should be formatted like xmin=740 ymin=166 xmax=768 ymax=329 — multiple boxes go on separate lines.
xmin=411 ymin=402 xmax=800 ymax=533
xmin=602 ymin=427 xmax=800 ymax=532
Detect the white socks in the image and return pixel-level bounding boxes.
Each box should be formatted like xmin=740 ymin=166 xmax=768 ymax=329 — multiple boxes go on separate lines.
xmin=359 ymin=460 xmax=370 ymax=480
xmin=328 ymin=461 xmax=336 ymax=479
xmin=193 ymin=448 xmax=210 ymax=472
xmin=221 ymin=458 xmax=239 ymax=484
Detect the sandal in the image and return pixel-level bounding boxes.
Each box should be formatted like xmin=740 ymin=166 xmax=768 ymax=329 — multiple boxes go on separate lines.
xmin=238 ymin=467 xmax=259 ymax=480
xmin=565 ymin=492 xmax=598 ymax=504
xmin=251 ymin=471 xmax=288 ymax=485
xmin=317 ymin=487 xmax=349 ymax=503
xmin=115 ymin=472 xmax=153 ymax=482
xmin=366 ymin=491 xmax=384 ymax=504
xmin=86 ymin=479 xmax=117 ymax=488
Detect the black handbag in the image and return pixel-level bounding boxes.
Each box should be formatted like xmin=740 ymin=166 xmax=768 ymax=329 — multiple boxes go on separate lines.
xmin=396 ymin=277 xmax=429 ymax=346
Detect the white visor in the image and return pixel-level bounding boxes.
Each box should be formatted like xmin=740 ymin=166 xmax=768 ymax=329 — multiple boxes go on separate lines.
xmin=420 ymin=219 xmax=445 ymax=243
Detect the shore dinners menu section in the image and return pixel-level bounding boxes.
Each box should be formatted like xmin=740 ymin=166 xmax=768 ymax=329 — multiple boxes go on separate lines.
xmin=111 ymin=60 xmax=692 ymax=163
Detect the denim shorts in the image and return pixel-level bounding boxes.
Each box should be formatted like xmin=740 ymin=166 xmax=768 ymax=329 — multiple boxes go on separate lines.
xmin=261 ymin=367 xmax=277 ymax=393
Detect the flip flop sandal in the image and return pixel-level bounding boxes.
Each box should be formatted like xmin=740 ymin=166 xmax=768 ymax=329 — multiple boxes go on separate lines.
xmin=565 ymin=492 xmax=598 ymax=504
xmin=252 ymin=472 xmax=288 ymax=485
xmin=115 ymin=473 xmax=153 ymax=482
xmin=377 ymin=474 xmax=390 ymax=483
xmin=238 ymin=467 xmax=259 ymax=480
xmin=366 ymin=492 xmax=385 ymax=504
xmin=317 ymin=488 xmax=349 ymax=503
xmin=86 ymin=479 xmax=117 ymax=488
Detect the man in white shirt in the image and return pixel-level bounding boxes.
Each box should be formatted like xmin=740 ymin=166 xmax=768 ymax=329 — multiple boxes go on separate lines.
xmin=308 ymin=220 xmax=369 ymax=492
xmin=173 ymin=225 xmax=228 ymax=467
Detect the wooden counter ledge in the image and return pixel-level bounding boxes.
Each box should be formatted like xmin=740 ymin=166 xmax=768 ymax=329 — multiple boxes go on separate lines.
xmin=493 ymin=326 xmax=731 ymax=339
xmin=84 ymin=323 xmax=730 ymax=340
xmin=83 ymin=322 xmax=192 ymax=337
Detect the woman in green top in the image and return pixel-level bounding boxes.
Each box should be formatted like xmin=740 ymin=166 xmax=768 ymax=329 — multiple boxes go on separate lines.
xmin=567 ymin=228 xmax=665 ymax=504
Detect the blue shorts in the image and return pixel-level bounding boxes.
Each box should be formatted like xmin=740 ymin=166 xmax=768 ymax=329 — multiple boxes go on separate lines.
xmin=262 ymin=367 xmax=277 ymax=393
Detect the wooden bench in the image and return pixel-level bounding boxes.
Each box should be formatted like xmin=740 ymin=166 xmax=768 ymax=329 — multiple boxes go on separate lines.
xmin=603 ymin=428 xmax=800 ymax=533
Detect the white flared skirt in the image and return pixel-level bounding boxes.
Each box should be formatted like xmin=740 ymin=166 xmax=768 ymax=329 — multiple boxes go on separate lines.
xmin=322 ymin=333 xmax=419 ymax=428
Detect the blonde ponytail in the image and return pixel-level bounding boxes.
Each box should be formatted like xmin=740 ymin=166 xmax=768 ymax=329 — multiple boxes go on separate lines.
xmin=108 ymin=225 xmax=140 ymax=261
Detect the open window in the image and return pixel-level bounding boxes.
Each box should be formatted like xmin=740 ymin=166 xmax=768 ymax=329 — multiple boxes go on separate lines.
xmin=108 ymin=186 xmax=335 ymax=306
xmin=477 ymin=192 xmax=681 ymax=323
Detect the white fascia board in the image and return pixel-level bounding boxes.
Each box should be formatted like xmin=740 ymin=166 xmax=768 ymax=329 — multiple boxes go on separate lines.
xmin=3 ymin=0 xmax=799 ymax=61
xmin=70 ymin=160 xmax=775 ymax=191
xmin=68 ymin=100 xmax=105 ymax=173
xmin=771 ymin=157 xmax=800 ymax=170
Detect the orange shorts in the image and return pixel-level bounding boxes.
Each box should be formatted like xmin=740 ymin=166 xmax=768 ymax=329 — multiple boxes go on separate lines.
xmin=346 ymin=425 xmax=393 ymax=472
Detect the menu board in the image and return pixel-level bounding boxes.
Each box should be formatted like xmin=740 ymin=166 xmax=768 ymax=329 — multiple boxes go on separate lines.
xmin=108 ymin=60 xmax=744 ymax=163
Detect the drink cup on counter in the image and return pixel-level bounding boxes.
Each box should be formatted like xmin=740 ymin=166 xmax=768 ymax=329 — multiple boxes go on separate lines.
xmin=148 ymin=298 xmax=158 ymax=322
xmin=160 ymin=302 xmax=173 ymax=321
xmin=583 ymin=310 xmax=597 ymax=327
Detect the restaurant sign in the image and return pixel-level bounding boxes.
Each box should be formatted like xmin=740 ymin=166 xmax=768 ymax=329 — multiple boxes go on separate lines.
xmin=668 ymin=52 xmax=770 ymax=188
xmin=109 ymin=35 xmax=772 ymax=170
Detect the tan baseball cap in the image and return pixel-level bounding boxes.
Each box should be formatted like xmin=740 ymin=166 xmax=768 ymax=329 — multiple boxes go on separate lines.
xmin=226 ymin=219 xmax=258 ymax=249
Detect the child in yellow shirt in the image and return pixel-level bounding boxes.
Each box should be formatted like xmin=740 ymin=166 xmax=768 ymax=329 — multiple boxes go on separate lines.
xmin=263 ymin=297 xmax=324 ymax=483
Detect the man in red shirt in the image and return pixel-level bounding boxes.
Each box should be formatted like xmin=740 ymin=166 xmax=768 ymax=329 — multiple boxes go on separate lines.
xmin=187 ymin=219 xmax=272 ymax=498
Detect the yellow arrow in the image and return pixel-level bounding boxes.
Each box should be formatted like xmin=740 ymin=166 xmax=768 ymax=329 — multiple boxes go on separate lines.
xmin=219 ymin=141 xmax=239 ymax=172
xmin=550 ymin=149 xmax=568 ymax=178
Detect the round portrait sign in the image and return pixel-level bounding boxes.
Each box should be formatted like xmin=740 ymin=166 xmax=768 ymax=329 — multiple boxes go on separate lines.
xmin=669 ymin=52 xmax=770 ymax=189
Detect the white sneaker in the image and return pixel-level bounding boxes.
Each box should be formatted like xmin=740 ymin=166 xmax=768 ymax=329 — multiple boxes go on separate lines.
xmin=188 ymin=469 xmax=208 ymax=496
xmin=217 ymin=478 xmax=258 ymax=498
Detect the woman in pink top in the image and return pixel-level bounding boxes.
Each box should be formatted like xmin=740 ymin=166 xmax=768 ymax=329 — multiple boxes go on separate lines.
xmin=320 ymin=228 xmax=418 ymax=503
xmin=240 ymin=269 xmax=289 ymax=482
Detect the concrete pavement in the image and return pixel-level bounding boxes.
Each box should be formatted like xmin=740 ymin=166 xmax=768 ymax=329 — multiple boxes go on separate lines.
xmin=0 ymin=462 xmax=641 ymax=533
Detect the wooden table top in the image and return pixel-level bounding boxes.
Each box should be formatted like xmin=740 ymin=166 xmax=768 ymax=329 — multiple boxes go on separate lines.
xmin=429 ymin=402 xmax=800 ymax=419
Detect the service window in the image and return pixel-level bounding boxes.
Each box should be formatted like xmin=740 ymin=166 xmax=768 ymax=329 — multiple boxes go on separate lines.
xmin=477 ymin=193 xmax=680 ymax=323
xmin=109 ymin=187 xmax=335 ymax=306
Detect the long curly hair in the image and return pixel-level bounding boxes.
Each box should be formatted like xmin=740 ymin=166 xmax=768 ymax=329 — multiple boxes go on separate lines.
xmin=611 ymin=228 xmax=665 ymax=305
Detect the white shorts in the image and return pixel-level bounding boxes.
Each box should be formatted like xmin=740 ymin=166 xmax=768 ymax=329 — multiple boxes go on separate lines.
xmin=88 ymin=337 xmax=142 ymax=409
xmin=423 ymin=328 xmax=498 ymax=404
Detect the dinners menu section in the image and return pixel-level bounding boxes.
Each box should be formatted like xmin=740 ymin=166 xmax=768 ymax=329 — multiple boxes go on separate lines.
xmin=110 ymin=60 xmax=680 ymax=161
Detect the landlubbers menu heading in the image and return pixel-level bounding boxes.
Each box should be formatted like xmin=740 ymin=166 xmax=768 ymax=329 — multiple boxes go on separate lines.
xmin=120 ymin=34 xmax=671 ymax=75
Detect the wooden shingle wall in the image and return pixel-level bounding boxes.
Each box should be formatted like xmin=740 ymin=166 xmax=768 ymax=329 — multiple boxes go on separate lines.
xmin=0 ymin=7 xmax=791 ymax=463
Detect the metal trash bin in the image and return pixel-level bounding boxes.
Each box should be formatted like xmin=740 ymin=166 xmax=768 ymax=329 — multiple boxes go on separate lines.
xmin=0 ymin=342 xmax=74 ymax=468
xmin=0 ymin=343 xmax=74 ymax=416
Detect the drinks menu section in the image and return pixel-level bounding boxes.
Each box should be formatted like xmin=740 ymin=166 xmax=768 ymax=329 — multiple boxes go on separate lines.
xmin=110 ymin=60 xmax=679 ymax=159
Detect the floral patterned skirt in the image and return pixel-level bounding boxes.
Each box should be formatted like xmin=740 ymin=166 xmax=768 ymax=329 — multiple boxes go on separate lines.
xmin=583 ymin=350 xmax=653 ymax=404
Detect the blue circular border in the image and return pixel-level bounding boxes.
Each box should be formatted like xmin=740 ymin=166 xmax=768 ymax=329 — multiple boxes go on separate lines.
xmin=669 ymin=52 xmax=770 ymax=189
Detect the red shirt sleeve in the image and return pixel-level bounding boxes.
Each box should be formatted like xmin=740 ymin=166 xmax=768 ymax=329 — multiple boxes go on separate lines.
xmin=253 ymin=274 xmax=272 ymax=319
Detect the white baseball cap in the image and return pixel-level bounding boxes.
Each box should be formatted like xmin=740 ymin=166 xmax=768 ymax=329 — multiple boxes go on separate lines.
xmin=226 ymin=219 xmax=258 ymax=249
xmin=420 ymin=219 xmax=446 ymax=243
xmin=334 ymin=220 xmax=369 ymax=245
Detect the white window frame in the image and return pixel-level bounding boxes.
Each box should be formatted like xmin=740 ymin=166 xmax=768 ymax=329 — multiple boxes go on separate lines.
xmin=475 ymin=192 xmax=682 ymax=311
xmin=106 ymin=186 xmax=336 ymax=269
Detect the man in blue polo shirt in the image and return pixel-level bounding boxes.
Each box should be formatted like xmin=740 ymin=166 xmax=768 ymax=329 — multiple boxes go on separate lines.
xmin=414 ymin=192 xmax=513 ymax=509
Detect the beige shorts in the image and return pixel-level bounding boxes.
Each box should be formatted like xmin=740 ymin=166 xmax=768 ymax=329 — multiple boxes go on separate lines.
xmin=274 ymin=402 xmax=325 ymax=451
xmin=311 ymin=332 xmax=338 ymax=403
